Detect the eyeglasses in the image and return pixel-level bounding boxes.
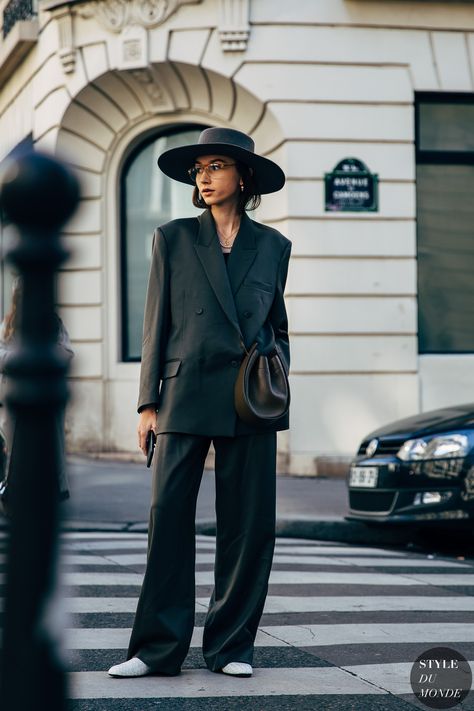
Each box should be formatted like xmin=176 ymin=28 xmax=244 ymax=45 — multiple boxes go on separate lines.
xmin=187 ymin=161 xmax=236 ymax=182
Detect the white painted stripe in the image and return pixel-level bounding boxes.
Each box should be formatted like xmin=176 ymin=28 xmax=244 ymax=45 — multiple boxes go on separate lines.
xmin=186 ymin=542 xmax=410 ymax=557
xmin=67 ymin=667 xmax=383 ymax=699
xmin=29 ymin=595 xmax=474 ymax=615
xmin=61 ymin=539 xmax=408 ymax=558
xmin=49 ymin=570 xmax=469 ymax=587
xmin=267 ymin=537 xmax=334 ymax=546
xmin=98 ymin=553 xmax=468 ymax=569
xmin=343 ymin=662 xmax=411 ymax=695
xmin=54 ymin=597 xmax=141 ymax=613
xmin=62 ymin=541 xmax=149 ymax=552
xmin=60 ymin=572 xmax=144 ymax=586
xmin=404 ymin=573 xmax=474 ymax=586
xmin=259 ymin=623 xmax=474 ymax=647
xmin=65 ymin=627 xmax=281 ymax=649
xmin=343 ymin=661 xmax=472 ymax=695
xmin=329 ymin=557 xmax=469 ymax=569
xmin=51 ymin=570 xmax=396 ymax=586
xmin=65 ymin=622 xmax=474 ymax=650
xmin=261 ymin=595 xmax=474 ymax=613
xmin=61 ymin=533 xmax=148 ymax=540
xmin=272 ymin=546 xmax=406 ymax=556
xmin=3 ymin=570 xmax=470 ymax=587
xmin=60 ymin=556 xmax=117 ymax=566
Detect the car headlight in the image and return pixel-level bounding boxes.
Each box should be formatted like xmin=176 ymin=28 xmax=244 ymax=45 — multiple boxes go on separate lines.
xmin=397 ymin=434 xmax=469 ymax=462
xmin=397 ymin=439 xmax=427 ymax=461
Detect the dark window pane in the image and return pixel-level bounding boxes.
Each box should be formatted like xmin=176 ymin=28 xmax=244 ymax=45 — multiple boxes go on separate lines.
xmin=417 ymin=163 xmax=474 ymax=353
xmin=122 ymin=127 xmax=202 ymax=361
xmin=419 ymin=102 xmax=474 ymax=152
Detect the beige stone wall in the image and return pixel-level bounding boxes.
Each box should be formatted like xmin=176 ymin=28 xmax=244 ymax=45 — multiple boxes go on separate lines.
xmin=1 ymin=0 xmax=473 ymax=471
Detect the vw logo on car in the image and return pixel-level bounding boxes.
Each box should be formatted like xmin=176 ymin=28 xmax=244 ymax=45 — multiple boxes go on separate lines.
xmin=365 ymin=439 xmax=378 ymax=458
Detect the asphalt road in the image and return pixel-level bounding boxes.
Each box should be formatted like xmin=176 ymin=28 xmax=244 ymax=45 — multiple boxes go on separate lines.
xmin=61 ymin=456 xmax=349 ymax=527
xmin=57 ymin=457 xmax=474 ymax=553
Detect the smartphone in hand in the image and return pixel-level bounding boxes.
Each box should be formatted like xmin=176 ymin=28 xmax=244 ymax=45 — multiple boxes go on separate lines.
xmin=146 ymin=430 xmax=156 ymax=468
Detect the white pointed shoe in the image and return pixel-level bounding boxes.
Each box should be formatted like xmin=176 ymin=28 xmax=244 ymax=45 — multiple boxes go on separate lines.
xmin=108 ymin=657 xmax=152 ymax=678
xmin=221 ymin=662 xmax=253 ymax=677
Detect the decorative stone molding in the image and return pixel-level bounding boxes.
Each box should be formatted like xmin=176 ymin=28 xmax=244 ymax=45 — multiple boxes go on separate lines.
xmin=78 ymin=0 xmax=202 ymax=33
xmin=128 ymin=68 xmax=165 ymax=105
xmin=218 ymin=0 xmax=249 ymax=52
xmin=115 ymin=23 xmax=148 ymax=69
xmin=56 ymin=7 xmax=76 ymax=73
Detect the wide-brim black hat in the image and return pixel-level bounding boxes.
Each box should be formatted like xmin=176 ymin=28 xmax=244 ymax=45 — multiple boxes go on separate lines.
xmin=157 ymin=127 xmax=285 ymax=194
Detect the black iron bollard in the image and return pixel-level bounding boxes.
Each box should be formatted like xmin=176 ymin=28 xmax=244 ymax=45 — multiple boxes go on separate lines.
xmin=0 ymin=153 xmax=79 ymax=710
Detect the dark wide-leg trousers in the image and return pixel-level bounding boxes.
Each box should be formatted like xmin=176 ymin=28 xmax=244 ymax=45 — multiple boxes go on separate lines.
xmin=127 ymin=431 xmax=277 ymax=674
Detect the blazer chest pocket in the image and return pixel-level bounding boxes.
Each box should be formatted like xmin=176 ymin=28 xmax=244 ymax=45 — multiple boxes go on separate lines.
xmin=162 ymin=359 xmax=181 ymax=379
xmin=242 ymin=279 xmax=273 ymax=294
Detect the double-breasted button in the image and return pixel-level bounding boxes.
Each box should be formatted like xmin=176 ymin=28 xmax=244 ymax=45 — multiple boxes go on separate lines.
xmin=195 ymin=307 xmax=204 ymax=315
xmin=243 ymin=310 xmax=252 ymax=319
xmin=231 ymin=359 xmax=239 ymax=367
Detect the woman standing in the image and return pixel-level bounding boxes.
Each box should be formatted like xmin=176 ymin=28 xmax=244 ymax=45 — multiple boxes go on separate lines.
xmin=109 ymin=127 xmax=291 ymax=679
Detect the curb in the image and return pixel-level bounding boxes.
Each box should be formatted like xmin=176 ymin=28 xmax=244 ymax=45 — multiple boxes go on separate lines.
xmin=195 ymin=517 xmax=417 ymax=547
xmin=0 ymin=516 xmax=442 ymax=546
xmin=0 ymin=515 xmax=418 ymax=547
xmin=2 ymin=516 xmax=468 ymax=551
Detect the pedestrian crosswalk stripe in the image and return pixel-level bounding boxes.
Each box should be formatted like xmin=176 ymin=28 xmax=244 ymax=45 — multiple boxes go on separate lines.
xmin=343 ymin=661 xmax=474 ymax=696
xmin=65 ymin=622 xmax=474 ymax=649
xmin=261 ymin=594 xmax=474 ymax=613
xmin=3 ymin=594 xmax=472 ymax=615
xmin=2 ymin=532 xmax=473 ymax=706
xmin=60 ymin=538 xmax=409 ymax=557
xmin=62 ymin=540 xmax=150 ymax=552
xmin=61 ymin=533 xmax=148 ymax=540
xmin=68 ymin=667 xmax=384 ymax=699
xmin=34 ymin=570 xmax=473 ymax=587
xmin=72 ymin=552 xmax=468 ymax=568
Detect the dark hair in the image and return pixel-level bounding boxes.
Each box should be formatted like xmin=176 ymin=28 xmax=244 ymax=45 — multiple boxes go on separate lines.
xmin=3 ymin=278 xmax=21 ymax=343
xmin=192 ymin=160 xmax=261 ymax=213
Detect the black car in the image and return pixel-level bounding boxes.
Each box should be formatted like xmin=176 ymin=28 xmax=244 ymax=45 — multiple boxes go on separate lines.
xmin=347 ymin=403 xmax=474 ymax=524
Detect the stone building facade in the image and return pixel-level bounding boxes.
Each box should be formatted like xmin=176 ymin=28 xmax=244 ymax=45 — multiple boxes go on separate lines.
xmin=1 ymin=0 xmax=474 ymax=474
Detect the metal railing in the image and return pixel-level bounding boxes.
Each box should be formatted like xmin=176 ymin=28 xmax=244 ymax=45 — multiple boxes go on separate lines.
xmin=2 ymin=0 xmax=37 ymax=38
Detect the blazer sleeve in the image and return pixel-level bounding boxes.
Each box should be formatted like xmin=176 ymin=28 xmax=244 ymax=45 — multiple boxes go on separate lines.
xmin=137 ymin=228 xmax=171 ymax=413
xmin=268 ymin=241 xmax=291 ymax=373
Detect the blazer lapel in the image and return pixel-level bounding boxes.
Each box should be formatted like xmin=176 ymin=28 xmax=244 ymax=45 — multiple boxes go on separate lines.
xmin=194 ymin=210 xmax=241 ymax=332
xmin=227 ymin=213 xmax=258 ymax=295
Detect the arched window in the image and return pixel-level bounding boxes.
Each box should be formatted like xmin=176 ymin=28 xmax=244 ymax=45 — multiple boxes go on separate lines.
xmin=120 ymin=125 xmax=203 ymax=361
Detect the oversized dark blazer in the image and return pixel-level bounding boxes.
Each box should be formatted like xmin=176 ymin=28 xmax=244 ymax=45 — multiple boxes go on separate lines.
xmin=138 ymin=208 xmax=292 ymax=437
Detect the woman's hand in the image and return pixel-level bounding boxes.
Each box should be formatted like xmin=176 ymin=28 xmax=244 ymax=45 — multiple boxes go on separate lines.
xmin=137 ymin=407 xmax=158 ymax=455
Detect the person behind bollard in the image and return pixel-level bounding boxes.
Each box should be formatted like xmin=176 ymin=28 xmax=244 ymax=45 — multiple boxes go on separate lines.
xmin=0 ymin=276 xmax=73 ymax=514
xmin=108 ymin=126 xmax=291 ymax=680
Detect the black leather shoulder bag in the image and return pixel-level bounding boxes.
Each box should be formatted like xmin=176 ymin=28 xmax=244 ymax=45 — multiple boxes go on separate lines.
xmin=234 ymin=323 xmax=290 ymax=426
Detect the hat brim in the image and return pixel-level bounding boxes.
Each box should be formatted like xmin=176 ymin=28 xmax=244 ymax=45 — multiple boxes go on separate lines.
xmin=157 ymin=143 xmax=285 ymax=194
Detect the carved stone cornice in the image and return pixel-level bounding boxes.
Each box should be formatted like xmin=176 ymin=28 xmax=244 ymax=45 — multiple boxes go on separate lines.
xmin=219 ymin=0 xmax=249 ymax=52
xmin=77 ymin=0 xmax=202 ymax=33
xmin=56 ymin=6 xmax=76 ymax=73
